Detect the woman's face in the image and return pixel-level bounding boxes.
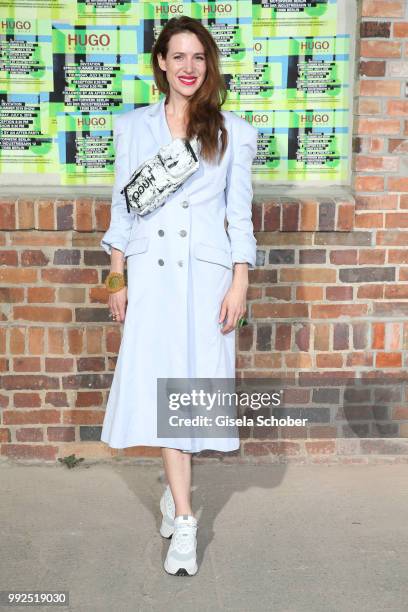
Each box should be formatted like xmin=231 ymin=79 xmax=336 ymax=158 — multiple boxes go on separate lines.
xmin=158 ymin=32 xmax=207 ymax=100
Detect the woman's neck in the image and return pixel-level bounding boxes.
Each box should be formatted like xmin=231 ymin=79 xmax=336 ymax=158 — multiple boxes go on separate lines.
xmin=165 ymin=95 xmax=188 ymax=121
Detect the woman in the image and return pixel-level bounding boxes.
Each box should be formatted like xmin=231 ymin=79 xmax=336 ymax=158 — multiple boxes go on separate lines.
xmin=100 ymin=16 xmax=258 ymax=576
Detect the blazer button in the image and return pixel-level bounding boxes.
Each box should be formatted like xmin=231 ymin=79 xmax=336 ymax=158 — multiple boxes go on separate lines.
xmin=181 ymin=201 xmax=189 ymax=208
xmin=179 ymin=229 xmax=187 ymax=237
xmin=158 ymin=259 xmax=164 ymax=266
xmin=158 ymin=229 xmax=164 ymax=236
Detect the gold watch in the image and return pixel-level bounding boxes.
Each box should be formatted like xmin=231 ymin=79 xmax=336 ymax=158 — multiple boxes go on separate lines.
xmin=105 ymin=272 xmax=126 ymax=293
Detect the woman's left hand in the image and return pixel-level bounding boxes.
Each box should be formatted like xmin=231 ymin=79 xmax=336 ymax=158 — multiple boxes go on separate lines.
xmin=219 ymin=265 xmax=249 ymax=334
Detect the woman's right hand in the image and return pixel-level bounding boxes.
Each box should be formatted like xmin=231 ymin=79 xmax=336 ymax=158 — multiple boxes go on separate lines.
xmin=108 ymin=287 xmax=128 ymax=323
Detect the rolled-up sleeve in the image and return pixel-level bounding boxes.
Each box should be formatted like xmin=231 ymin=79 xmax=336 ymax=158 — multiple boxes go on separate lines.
xmin=224 ymin=117 xmax=258 ymax=269
xmin=100 ymin=116 xmax=135 ymax=256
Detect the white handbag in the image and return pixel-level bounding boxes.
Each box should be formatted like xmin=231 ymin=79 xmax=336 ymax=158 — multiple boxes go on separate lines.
xmin=120 ymin=137 xmax=200 ymax=216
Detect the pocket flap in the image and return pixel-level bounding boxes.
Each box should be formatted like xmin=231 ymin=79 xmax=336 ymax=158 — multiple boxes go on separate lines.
xmin=125 ymin=237 xmax=149 ymax=257
xmin=194 ymin=242 xmax=232 ymax=269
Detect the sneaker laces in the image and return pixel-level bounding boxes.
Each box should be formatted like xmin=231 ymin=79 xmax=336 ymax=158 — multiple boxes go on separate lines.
xmin=171 ymin=519 xmax=197 ymax=555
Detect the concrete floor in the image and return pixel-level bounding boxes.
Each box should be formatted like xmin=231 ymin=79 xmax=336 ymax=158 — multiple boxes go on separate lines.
xmin=0 ymin=461 xmax=407 ymax=612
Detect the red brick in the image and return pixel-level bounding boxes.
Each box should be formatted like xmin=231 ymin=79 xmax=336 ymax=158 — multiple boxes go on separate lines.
xmin=316 ymin=354 xmax=343 ymax=368
xmin=384 ymin=284 xmax=408 ymax=298
xmin=0 ymin=429 xmax=11 ymax=443
xmin=369 ymin=138 xmax=385 ymax=153
xmin=94 ymin=202 xmax=110 ymax=231
xmin=75 ymin=199 xmax=94 ymax=231
xmin=359 ymin=60 xmax=386 ymax=76
xmin=16 ymin=428 xmax=43 ymax=442
xmin=75 ymin=391 xmax=103 ymax=407
xmin=14 ymin=393 xmax=41 ymax=408
xmin=311 ymin=305 xmax=368 ymax=319
xmin=28 ymin=328 xmax=45 ymax=354
xmin=326 ymin=286 xmax=354 ymax=301
xmin=388 ymin=250 xmax=408 ymax=264
xmin=373 ymin=323 xmax=385 ymax=349
xmin=360 ymin=40 xmax=401 ymax=58
xmin=355 ymin=176 xmax=384 ymax=191
xmin=355 ymin=156 xmax=399 ymax=172
xmin=0 ymin=250 xmax=18 ymax=266
xmin=359 ymin=80 xmax=401 ymax=97
xmin=313 ymin=324 xmax=330 ymax=350
xmin=362 ymin=1 xmax=405 ymax=18
xmin=17 ymin=200 xmax=35 ymax=230
xmin=3 ymin=410 xmax=60 ymax=424
xmin=305 ymin=440 xmax=335 ymax=454
xmin=42 ymin=269 xmax=98 ymax=284
xmin=13 ymin=357 xmax=41 ymax=372
xmin=47 ymin=427 xmax=75 ymax=442
xmin=280 ymin=268 xmax=336 ymax=283
xmin=45 ymin=358 xmax=74 ymax=372
xmin=330 ymin=250 xmax=357 ymax=265
xmin=357 ymin=118 xmax=400 ymax=134
xmin=252 ymin=303 xmax=308 ymax=318
xmin=376 ymin=352 xmax=402 ymax=367
xmin=355 ymin=194 xmax=398 ymax=210
xmin=0 ymin=288 xmax=24 ymax=303
xmin=62 ymin=410 xmax=104 ymax=425
xmin=1 ymin=444 xmax=57 ymax=460
xmin=48 ymin=328 xmax=65 ymax=353
xmin=21 ymin=250 xmax=49 ymax=266
xmin=13 ymin=306 xmax=72 ymax=323
xmin=355 ymin=212 xmax=384 ymax=228
xmin=296 ymin=286 xmax=323 ymax=301
xmin=263 ymin=203 xmax=280 ymax=230
xmin=300 ymin=202 xmax=318 ymax=231
xmin=337 ymin=203 xmax=355 ymax=230
xmin=388 ymin=139 xmax=407 ymax=154
xmin=357 ymin=98 xmax=382 ymax=114
xmin=68 ymin=328 xmax=84 ymax=354
xmin=387 ymin=100 xmax=408 ymax=115
xmin=393 ymin=22 xmax=408 ymax=37
xmin=0 ymin=202 xmax=16 ymax=230
xmin=385 ymin=213 xmax=408 ymax=227
xmin=0 ymin=269 xmax=37 ymax=283
xmin=37 ymin=201 xmax=55 ymax=230
xmin=10 ymin=328 xmax=25 ymax=354
xmin=45 ymin=392 xmax=68 ymax=407
xmin=359 ymin=249 xmax=385 ymax=264
xmin=27 ymin=288 xmax=55 ymax=303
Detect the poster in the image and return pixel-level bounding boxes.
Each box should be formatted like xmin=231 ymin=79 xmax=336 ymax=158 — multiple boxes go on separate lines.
xmin=0 ymin=0 xmax=355 ymax=185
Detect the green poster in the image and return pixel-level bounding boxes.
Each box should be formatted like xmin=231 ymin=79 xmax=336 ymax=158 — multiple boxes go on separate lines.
xmin=0 ymin=0 xmax=352 ymax=185
xmin=252 ymin=0 xmax=337 ymax=37
xmin=225 ymin=35 xmax=349 ymax=110
xmin=57 ymin=112 xmax=114 ymax=184
xmin=0 ymin=96 xmax=57 ymax=173
xmin=0 ymin=19 xmax=53 ymax=92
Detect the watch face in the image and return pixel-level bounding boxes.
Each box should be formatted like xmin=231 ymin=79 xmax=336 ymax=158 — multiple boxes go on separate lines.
xmin=108 ymin=276 xmax=122 ymax=289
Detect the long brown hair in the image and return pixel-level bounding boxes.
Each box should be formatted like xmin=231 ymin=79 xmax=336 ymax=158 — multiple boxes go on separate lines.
xmin=151 ymin=16 xmax=228 ymax=165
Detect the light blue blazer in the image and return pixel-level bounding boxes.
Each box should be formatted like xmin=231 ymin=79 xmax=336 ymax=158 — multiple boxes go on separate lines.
xmin=100 ymin=98 xmax=258 ymax=451
xmin=101 ymin=97 xmax=258 ymax=268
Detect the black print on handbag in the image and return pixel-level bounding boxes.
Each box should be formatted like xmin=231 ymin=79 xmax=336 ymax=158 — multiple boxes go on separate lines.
xmin=120 ymin=137 xmax=200 ymax=216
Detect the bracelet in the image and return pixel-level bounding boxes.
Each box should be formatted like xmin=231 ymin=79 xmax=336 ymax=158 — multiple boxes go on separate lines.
xmin=105 ymin=272 xmax=126 ymax=293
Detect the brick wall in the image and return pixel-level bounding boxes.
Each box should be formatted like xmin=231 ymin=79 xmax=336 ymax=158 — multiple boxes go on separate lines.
xmin=1 ymin=0 xmax=408 ymax=464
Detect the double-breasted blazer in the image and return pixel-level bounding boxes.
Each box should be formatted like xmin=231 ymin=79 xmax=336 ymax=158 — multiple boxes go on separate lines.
xmin=100 ymin=97 xmax=258 ymax=452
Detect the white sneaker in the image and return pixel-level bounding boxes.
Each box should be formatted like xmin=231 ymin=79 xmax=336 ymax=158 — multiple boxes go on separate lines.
xmin=159 ymin=484 xmax=175 ymax=538
xmin=164 ymin=514 xmax=198 ymax=576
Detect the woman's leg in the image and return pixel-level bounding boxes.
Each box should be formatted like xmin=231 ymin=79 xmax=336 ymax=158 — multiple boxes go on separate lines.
xmin=161 ymin=447 xmax=193 ymax=517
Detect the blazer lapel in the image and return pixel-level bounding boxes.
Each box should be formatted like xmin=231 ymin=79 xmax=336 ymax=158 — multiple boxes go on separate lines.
xmin=146 ymin=98 xmax=173 ymax=149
